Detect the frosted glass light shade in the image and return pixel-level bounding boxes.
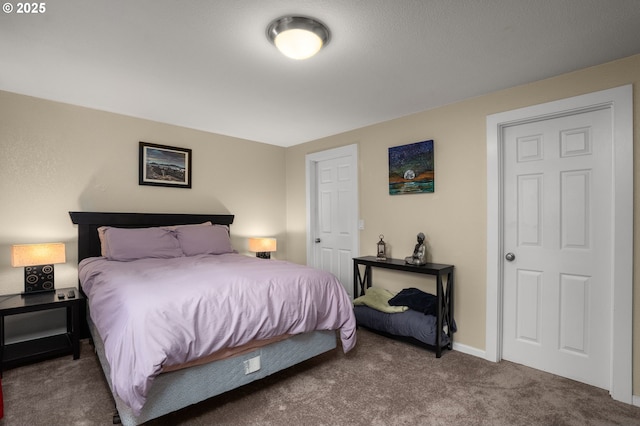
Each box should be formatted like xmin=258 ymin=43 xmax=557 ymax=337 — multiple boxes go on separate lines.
xmin=267 ymin=16 xmax=330 ymax=60
xmin=11 ymin=243 xmax=66 ymax=267
xmin=274 ymin=29 xmax=323 ymax=60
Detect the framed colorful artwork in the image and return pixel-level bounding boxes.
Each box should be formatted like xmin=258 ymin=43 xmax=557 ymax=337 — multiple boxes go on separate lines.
xmin=388 ymin=139 xmax=434 ymax=195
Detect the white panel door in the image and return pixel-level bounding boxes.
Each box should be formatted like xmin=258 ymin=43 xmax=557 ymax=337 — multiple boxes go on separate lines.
xmin=311 ymin=152 xmax=357 ymax=298
xmin=502 ymin=108 xmax=612 ymax=389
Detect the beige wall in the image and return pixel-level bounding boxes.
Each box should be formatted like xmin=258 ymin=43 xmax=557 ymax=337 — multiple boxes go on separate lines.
xmin=0 ymin=91 xmax=287 ymax=295
xmin=286 ymin=54 xmax=640 ymax=395
xmin=1 ymin=54 xmax=638 ymax=396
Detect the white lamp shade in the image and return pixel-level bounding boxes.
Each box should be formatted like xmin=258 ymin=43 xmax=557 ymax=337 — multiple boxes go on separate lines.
xmin=11 ymin=243 xmax=66 ymax=267
xmin=248 ymin=238 xmax=277 ymax=253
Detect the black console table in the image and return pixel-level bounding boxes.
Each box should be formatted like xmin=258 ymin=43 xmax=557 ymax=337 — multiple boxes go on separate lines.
xmin=353 ymin=256 xmax=454 ymax=357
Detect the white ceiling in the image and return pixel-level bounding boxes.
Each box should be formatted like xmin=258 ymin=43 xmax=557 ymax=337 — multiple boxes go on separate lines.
xmin=1 ymin=1 xmax=639 ymax=147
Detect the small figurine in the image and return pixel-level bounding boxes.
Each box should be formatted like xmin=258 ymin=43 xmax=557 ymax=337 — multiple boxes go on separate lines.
xmin=405 ymin=232 xmax=427 ymax=265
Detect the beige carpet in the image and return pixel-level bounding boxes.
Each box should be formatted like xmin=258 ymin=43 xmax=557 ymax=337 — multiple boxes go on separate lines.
xmin=2 ymin=329 xmax=639 ymax=425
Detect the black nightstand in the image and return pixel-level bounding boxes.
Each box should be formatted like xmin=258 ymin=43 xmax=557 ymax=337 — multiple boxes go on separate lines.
xmin=0 ymin=287 xmax=83 ymax=375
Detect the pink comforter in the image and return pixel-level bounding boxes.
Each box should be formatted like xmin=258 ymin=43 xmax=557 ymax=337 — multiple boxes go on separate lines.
xmin=78 ymin=253 xmax=357 ymax=415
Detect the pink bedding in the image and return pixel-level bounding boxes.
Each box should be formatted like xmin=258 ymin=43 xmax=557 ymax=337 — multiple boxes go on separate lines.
xmin=79 ymin=253 xmax=357 ymax=415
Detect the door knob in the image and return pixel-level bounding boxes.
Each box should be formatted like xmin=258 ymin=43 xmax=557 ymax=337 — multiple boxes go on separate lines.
xmin=505 ymin=252 xmax=515 ymax=262
xmin=315 ymin=238 xmax=321 ymax=243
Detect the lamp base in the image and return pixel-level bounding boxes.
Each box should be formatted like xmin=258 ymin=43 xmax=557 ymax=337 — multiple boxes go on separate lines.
xmin=23 ymin=265 xmax=56 ymax=294
xmin=256 ymin=252 xmax=271 ymax=259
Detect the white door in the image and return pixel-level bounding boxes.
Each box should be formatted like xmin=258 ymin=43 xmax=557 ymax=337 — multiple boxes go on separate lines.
xmin=306 ymin=145 xmax=359 ymax=298
xmin=501 ymin=108 xmax=612 ymax=389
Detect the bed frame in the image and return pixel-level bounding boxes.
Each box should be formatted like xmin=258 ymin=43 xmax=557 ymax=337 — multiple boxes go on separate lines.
xmin=69 ymin=211 xmax=338 ymax=425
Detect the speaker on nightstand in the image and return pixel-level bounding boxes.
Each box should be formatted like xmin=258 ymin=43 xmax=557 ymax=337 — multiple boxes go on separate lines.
xmin=24 ymin=265 xmax=56 ymax=293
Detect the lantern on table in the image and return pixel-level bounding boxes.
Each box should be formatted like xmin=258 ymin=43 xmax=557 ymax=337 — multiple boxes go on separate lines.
xmin=376 ymin=234 xmax=387 ymax=261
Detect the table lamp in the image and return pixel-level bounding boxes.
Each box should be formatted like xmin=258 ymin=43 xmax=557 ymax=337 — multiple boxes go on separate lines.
xmin=11 ymin=243 xmax=66 ymax=294
xmin=248 ymin=238 xmax=277 ymax=259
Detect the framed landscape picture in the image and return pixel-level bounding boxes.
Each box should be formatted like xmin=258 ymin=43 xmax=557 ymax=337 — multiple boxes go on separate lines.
xmin=388 ymin=139 xmax=434 ymax=195
xmin=139 ymin=142 xmax=192 ymax=188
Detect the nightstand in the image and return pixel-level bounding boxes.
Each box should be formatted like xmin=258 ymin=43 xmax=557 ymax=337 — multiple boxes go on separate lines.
xmin=0 ymin=287 xmax=83 ymax=375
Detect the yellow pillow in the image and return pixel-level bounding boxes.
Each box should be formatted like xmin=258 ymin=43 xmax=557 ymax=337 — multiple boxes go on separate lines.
xmin=353 ymin=287 xmax=408 ymax=313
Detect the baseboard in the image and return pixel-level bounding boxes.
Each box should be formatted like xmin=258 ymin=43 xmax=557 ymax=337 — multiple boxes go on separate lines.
xmin=633 ymin=395 xmax=640 ymax=407
xmin=452 ymin=341 xmax=486 ymax=359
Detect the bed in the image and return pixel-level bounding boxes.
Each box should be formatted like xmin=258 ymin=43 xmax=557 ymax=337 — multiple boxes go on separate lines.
xmin=69 ymin=211 xmax=356 ymax=425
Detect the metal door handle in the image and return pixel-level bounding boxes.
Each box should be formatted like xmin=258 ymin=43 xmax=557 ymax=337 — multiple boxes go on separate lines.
xmin=505 ymin=252 xmax=515 ymax=262
xmin=315 ymin=238 xmax=321 ymax=243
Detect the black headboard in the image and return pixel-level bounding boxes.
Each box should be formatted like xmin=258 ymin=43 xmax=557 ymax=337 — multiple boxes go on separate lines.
xmin=69 ymin=212 xmax=235 ymax=262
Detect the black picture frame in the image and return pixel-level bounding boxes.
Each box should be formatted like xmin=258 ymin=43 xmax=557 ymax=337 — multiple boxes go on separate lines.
xmin=139 ymin=142 xmax=192 ymax=188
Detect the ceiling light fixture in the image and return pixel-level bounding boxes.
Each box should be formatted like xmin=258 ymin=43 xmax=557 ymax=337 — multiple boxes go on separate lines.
xmin=266 ymin=16 xmax=330 ymax=60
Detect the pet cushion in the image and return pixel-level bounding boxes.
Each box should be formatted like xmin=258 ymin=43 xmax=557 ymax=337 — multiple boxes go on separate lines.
xmin=354 ymin=305 xmax=449 ymax=347
xmin=353 ymin=287 xmax=408 ymax=313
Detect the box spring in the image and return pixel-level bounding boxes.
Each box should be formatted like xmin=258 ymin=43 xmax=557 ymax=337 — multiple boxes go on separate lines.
xmin=88 ymin=315 xmax=337 ymax=425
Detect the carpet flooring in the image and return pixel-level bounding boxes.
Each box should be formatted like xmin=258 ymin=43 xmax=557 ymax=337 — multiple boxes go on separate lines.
xmin=2 ymin=329 xmax=639 ymax=425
